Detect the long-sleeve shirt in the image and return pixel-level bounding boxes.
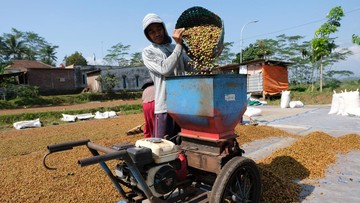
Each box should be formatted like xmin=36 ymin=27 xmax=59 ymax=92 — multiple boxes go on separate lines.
xmin=142 ymin=43 xmax=192 ymax=113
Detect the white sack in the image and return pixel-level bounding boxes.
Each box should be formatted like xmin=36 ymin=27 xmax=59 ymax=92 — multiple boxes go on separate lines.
xmin=244 ymin=107 xmax=262 ymax=118
xmin=328 ymin=91 xmax=341 ymax=114
xmin=280 ymin=90 xmax=291 ymax=108
xmin=346 ymin=107 xmax=360 ymax=117
xmin=61 ymin=114 xmax=77 ymax=122
xmin=343 ymin=90 xmax=360 ymax=116
xmin=94 ymin=111 xmax=117 ymax=119
xmin=289 ymin=101 xmax=304 ymax=108
xmin=76 ymin=113 xmax=95 ymax=120
xmin=13 ymin=118 xmax=42 ymax=130
xmin=336 ymin=95 xmax=346 ymax=116
xmin=61 ymin=113 xmax=95 ymax=122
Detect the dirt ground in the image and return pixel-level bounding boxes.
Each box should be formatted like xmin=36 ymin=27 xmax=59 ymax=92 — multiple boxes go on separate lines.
xmin=1 ymin=101 xmax=360 ymax=202
xmin=0 ymin=99 xmax=143 ymax=115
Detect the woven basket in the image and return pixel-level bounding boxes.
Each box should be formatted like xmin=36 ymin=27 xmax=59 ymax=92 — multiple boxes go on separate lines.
xmin=175 ymin=6 xmax=225 ymax=60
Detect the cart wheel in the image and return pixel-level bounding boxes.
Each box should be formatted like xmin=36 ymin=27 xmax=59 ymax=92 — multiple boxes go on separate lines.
xmin=209 ymin=156 xmax=261 ymax=203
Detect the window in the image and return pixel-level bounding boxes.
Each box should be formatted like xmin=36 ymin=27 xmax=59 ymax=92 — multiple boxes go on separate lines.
xmin=135 ymin=75 xmax=139 ymax=87
xmin=122 ymin=75 xmax=127 ymax=89
xmin=82 ymin=74 xmax=86 ymax=85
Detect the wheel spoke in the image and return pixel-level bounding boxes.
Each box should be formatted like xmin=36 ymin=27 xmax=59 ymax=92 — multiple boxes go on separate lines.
xmin=230 ymin=184 xmax=243 ymax=201
xmin=242 ymin=170 xmax=249 ymax=198
xmin=235 ymin=173 xmax=244 ymax=199
xmin=227 ymin=168 xmax=252 ymax=202
xmin=244 ymin=181 xmax=253 ymax=199
xmin=210 ymin=157 xmax=261 ymax=203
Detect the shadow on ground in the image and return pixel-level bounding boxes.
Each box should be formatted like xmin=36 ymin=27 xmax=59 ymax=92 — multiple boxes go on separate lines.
xmin=258 ymin=155 xmax=314 ymax=202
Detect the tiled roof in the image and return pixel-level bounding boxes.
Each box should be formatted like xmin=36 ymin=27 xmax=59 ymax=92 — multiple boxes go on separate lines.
xmin=7 ymin=60 xmax=55 ymax=69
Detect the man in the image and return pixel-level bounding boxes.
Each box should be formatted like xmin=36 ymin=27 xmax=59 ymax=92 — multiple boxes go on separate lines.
xmin=141 ymin=78 xmax=155 ymax=138
xmin=142 ymin=13 xmax=193 ymax=139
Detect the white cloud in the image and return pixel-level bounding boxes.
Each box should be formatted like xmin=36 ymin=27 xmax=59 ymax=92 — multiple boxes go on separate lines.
xmin=348 ymin=45 xmax=360 ymax=62
xmin=85 ymin=55 xmax=105 ymax=65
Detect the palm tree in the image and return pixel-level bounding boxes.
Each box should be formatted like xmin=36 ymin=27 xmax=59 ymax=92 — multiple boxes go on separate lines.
xmin=2 ymin=34 xmax=27 ymax=60
xmin=40 ymin=45 xmax=59 ymax=66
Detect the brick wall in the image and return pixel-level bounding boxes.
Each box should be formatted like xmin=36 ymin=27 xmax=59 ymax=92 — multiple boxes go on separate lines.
xmin=27 ymin=68 xmax=79 ymax=94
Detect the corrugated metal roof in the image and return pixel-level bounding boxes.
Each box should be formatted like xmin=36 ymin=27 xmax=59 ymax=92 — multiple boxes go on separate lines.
xmin=241 ymin=59 xmax=293 ymax=67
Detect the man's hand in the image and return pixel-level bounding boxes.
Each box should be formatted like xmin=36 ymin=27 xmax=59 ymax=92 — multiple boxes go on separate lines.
xmin=172 ymin=28 xmax=185 ymax=44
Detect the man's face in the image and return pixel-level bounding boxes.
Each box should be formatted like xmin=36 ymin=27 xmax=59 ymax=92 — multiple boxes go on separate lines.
xmin=147 ymin=23 xmax=165 ymax=44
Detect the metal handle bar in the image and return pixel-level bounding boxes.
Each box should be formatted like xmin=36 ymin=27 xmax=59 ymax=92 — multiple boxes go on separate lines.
xmin=43 ymin=139 xmax=90 ymax=170
xmin=78 ymin=150 xmax=127 ymax=167
xmin=47 ymin=139 xmax=90 ymax=153
xmin=43 ymin=140 xmax=165 ymax=202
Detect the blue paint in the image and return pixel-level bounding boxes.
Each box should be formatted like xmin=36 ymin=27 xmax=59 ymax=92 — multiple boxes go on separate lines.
xmin=166 ymin=74 xmax=247 ymax=135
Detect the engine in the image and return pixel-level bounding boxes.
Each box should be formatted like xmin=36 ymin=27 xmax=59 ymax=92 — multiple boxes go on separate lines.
xmin=113 ymin=138 xmax=186 ymax=197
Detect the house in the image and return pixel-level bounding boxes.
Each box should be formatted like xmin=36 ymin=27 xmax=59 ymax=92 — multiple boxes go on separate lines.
xmin=1 ymin=60 xmax=51 ymax=84
xmin=73 ymin=65 xmax=151 ymax=93
xmin=3 ymin=61 xmax=153 ymax=95
xmin=85 ymin=70 xmax=101 ymax=93
xmin=5 ymin=60 xmax=80 ymax=95
xmin=1 ymin=58 xmax=158 ymax=96
xmin=219 ymin=59 xmax=291 ymax=99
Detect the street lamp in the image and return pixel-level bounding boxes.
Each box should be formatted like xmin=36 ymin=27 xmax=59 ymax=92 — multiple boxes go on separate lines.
xmin=240 ymin=20 xmax=259 ymax=64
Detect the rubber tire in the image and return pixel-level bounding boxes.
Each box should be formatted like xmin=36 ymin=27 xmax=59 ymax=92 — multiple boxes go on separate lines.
xmin=209 ymin=156 xmax=261 ymax=203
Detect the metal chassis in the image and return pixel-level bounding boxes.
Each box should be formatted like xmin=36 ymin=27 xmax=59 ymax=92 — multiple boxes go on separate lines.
xmin=43 ymin=135 xmax=248 ymax=203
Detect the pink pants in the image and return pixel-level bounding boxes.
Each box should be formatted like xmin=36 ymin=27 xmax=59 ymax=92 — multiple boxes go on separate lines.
xmin=142 ymin=101 xmax=155 ymax=138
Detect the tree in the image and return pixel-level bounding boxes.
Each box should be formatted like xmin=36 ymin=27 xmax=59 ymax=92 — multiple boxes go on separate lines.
xmin=0 ymin=28 xmax=59 ymax=66
xmin=353 ymin=34 xmax=360 ymax=45
xmin=234 ymin=43 xmax=257 ymax=63
xmin=96 ymin=71 xmax=119 ymax=93
xmin=324 ymin=70 xmax=354 ymax=89
xmin=269 ymin=35 xmax=311 ymax=84
xmin=129 ymin=52 xmax=144 ymax=67
xmin=1 ymin=34 xmax=27 ymax=60
xmin=310 ymin=6 xmax=344 ymax=92
xmin=274 ymin=35 xmax=304 ymax=60
xmin=303 ymin=42 xmax=352 ymax=90
xmin=65 ymin=52 xmax=88 ymax=66
xmin=40 ymin=45 xmax=59 ymax=66
xmin=234 ymin=39 xmax=277 ymax=63
xmin=12 ymin=29 xmax=48 ymax=59
xmin=216 ymin=42 xmax=235 ymax=65
xmin=256 ymin=39 xmax=277 ymax=59
xmin=0 ymin=36 xmax=9 ymax=73
xmin=104 ymin=43 xmax=130 ymax=67
xmin=235 ymin=31 xmax=351 ymax=86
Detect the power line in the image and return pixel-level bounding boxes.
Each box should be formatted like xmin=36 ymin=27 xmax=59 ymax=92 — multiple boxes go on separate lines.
xmin=346 ymin=7 xmax=360 ymax=14
xmin=243 ymin=7 xmax=360 ymax=41
xmin=246 ymin=18 xmax=326 ymax=40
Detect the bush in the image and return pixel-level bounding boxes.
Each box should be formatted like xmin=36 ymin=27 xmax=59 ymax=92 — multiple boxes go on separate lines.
xmin=12 ymin=97 xmax=49 ymax=108
xmin=2 ymin=85 xmax=39 ymax=100
xmin=324 ymin=78 xmax=341 ymax=90
xmin=288 ymin=84 xmax=307 ymax=92
xmin=0 ymin=100 xmax=16 ymax=109
xmin=0 ymin=91 xmax=142 ymax=110
xmin=337 ymin=79 xmax=360 ymax=92
xmin=0 ymin=104 xmax=143 ymax=127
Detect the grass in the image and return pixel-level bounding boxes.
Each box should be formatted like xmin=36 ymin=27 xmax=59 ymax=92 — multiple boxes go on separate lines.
xmin=1 ymin=80 xmax=359 ymax=130
xmin=264 ymin=80 xmax=360 ymax=105
xmin=0 ymin=91 xmax=142 ymax=109
xmin=0 ymin=104 xmax=142 ymax=128
xmin=0 ymin=91 xmax=143 ymax=130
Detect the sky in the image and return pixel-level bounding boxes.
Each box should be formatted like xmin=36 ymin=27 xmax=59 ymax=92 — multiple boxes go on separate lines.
xmin=1 ymin=0 xmax=360 ymax=76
